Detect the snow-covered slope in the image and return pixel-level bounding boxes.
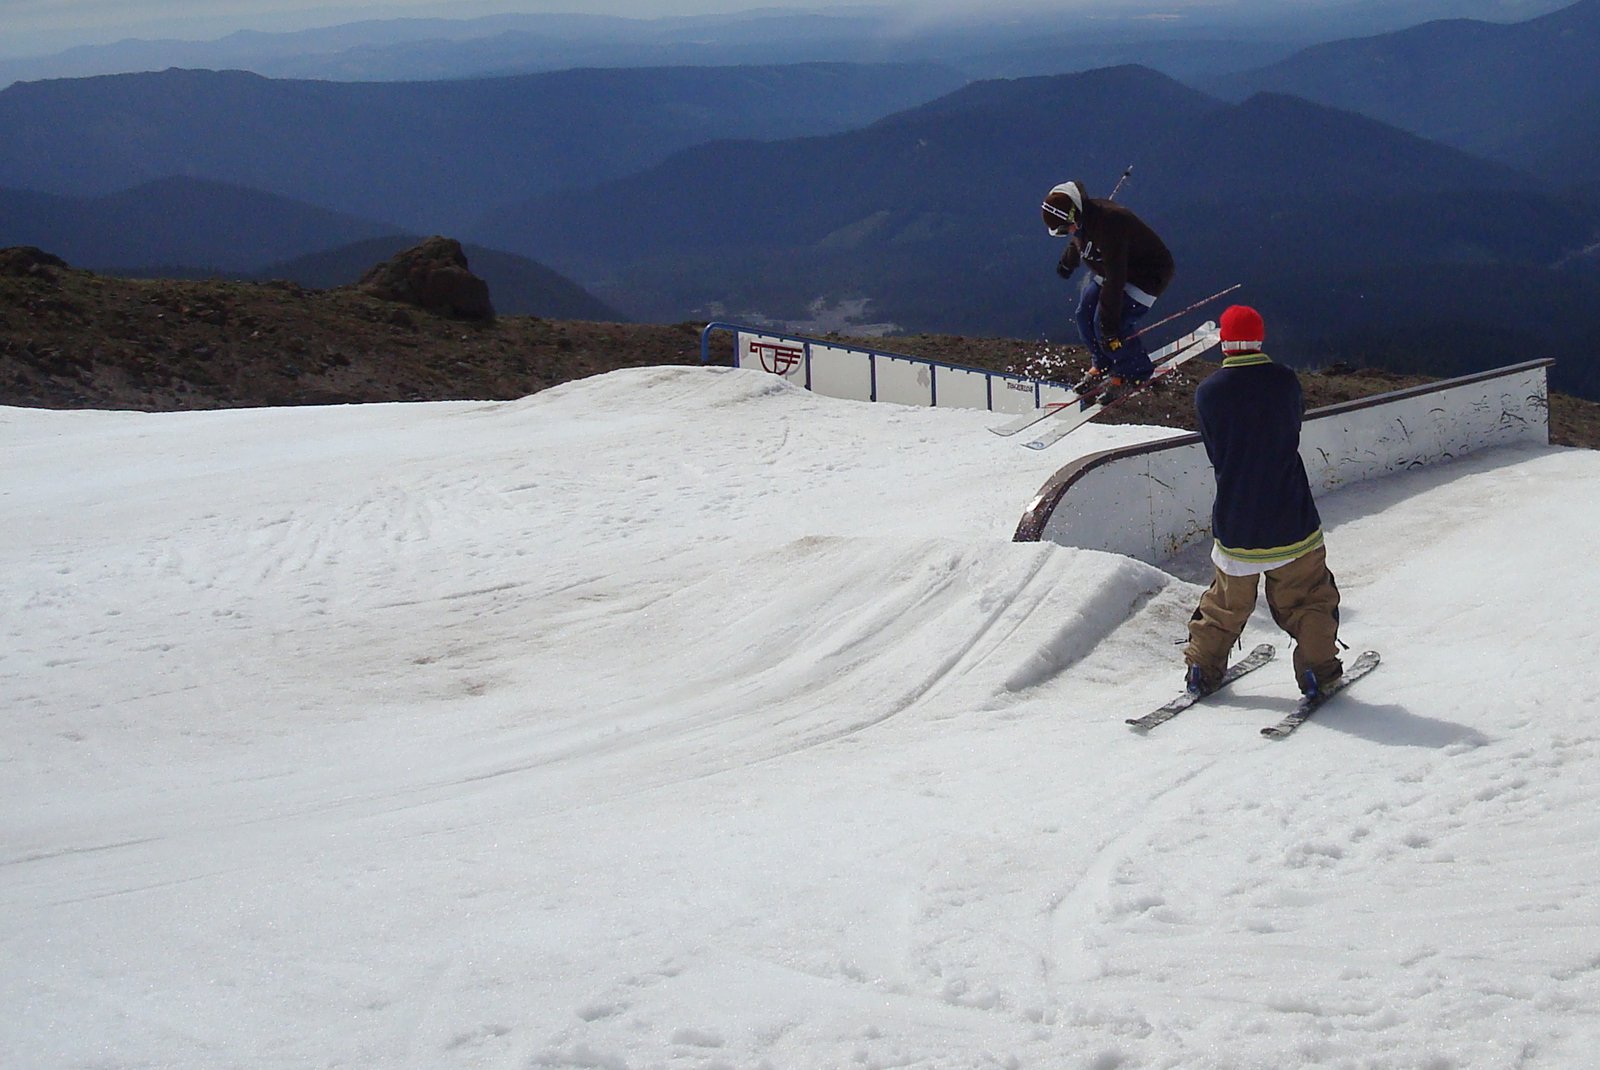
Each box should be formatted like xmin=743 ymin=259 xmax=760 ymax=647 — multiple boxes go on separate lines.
xmin=5 ymin=366 xmax=1598 ymax=1069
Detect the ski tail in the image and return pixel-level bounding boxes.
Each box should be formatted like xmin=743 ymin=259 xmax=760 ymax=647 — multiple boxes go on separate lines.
xmin=1128 ymin=643 xmax=1275 ymax=732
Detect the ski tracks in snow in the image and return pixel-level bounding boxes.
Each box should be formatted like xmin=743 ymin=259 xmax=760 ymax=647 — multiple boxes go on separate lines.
xmin=462 ymin=534 xmax=1178 ymax=800
xmin=1026 ymin=449 xmax=1600 ymax=1067
xmin=14 ymin=376 xmax=1600 ymax=1069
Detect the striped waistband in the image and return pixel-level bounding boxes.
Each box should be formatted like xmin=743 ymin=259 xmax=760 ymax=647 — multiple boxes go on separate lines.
xmin=1213 ymin=529 xmax=1325 ymax=573
xmin=1090 ymin=276 xmax=1158 ymax=308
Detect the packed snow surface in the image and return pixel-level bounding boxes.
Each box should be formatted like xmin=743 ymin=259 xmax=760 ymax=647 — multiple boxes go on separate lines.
xmin=5 ymin=365 xmax=1600 ymax=1069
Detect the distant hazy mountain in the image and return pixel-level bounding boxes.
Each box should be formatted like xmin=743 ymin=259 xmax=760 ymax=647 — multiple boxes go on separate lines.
xmin=0 ymin=177 xmax=394 ymax=271
xmin=1 ymin=3 xmax=1572 ymax=88
xmin=482 ymin=66 xmax=1541 ymax=317
xmin=477 ymin=65 xmax=1600 ymax=396
xmin=0 ymin=179 xmax=622 ymax=319
xmin=486 ymin=67 xmax=1220 ymax=275
xmin=0 ymin=12 xmax=903 ymax=84
xmin=0 ymin=63 xmax=966 ymax=234
xmin=255 ymin=236 xmax=624 ymax=321
xmin=1503 ymin=96 xmax=1600 ymax=198
xmin=1208 ymin=0 xmax=1600 ymax=181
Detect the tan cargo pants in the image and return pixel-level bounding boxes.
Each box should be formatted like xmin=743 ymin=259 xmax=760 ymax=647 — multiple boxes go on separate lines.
xmin=1184 ymin=544 xmax=1342 ymax=689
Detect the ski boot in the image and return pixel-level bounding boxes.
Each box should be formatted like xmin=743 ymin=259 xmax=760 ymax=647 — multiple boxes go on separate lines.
xmin=1185 ymin=663 xmax=1218 ymax=697
xmin=1072 ymin=367 xmax=1109 ymax=397
xmin=1300 ymin=664 xmax=1343 ymax=698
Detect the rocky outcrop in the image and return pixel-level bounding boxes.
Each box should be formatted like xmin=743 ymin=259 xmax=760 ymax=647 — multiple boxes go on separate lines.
xmin=355 ymin=236 xmax=495 ymax=321
xmin=0 ymin=246 xmax=70 ymax=278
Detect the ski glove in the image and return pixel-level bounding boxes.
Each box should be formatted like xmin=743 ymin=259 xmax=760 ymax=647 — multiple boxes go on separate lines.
xmin=1056 ymin=244 xmax=1080 ymax=280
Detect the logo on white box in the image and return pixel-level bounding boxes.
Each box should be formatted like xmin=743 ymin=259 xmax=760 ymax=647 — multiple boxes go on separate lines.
xmin=750 ymin=341 xmax=804 ymax=377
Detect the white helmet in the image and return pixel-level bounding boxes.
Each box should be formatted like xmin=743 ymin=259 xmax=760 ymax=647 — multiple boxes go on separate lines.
xmin=1041 ymin=180 xmax=1085 ymax=236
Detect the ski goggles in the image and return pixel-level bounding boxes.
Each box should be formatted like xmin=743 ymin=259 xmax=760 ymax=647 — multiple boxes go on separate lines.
xmin=1042 ymin=198 xmax=1078 ymax=236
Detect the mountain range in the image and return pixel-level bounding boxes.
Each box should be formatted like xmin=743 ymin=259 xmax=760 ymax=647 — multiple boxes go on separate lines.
xmin=1208 ymin=0 xmax=1600 ymax=182
xmin=2 ymin=2 xmax=1599 ymax=398
xmin=0 ymin=62 xmax=964 ymax=233
xmin=0 ymin=177 xmax=623 ymax=320
xmin=482 ymin=64 xmax=1598 ymax=389
xmin=0 ymin=177 xmax=393 ymax=273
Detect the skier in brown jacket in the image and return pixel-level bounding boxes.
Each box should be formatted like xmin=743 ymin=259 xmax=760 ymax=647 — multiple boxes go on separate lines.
xmin=1041 ymin=179 xmax=1175 ymax=387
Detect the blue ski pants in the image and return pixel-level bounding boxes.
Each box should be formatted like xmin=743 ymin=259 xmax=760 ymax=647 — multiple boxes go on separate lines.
xmin=1076 ymin=279 xmax=1155 ymax=381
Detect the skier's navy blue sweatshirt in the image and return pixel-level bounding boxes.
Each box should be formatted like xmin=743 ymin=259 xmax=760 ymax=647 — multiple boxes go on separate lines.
xmin=1195 ymin=352 xmax=1324 ymax=568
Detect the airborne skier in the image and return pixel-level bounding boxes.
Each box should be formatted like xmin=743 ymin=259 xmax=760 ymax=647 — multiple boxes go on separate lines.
xmin=1041 ymin=179 xmax=1175 ymax=392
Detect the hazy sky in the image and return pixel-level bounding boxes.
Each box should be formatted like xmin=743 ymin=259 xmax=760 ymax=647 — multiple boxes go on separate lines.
xmin=13 ymin=1 xmax=852 ymax=38
xmin=1 ymin=1 xmax=1263 ymax=50
xmin=1 ymin=0 xmax=1565 ymax=57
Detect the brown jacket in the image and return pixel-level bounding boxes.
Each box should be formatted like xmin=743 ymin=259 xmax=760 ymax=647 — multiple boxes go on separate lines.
xmin=1061 ymin=198 xmax=1175 ymax=334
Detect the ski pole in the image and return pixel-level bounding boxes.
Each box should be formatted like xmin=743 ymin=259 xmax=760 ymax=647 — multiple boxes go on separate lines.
xmin=1108 ymin=163 xmax=1133 ymax=200
xmin=1128 ymin=282 xmax=1242 ymax=340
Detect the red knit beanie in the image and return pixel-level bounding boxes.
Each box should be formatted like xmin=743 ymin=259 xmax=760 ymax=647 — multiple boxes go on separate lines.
xmin=1219 ymin=305 xmax=1265 ymax=354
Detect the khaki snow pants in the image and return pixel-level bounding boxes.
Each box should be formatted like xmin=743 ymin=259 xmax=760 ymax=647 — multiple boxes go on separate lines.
xmin=1184 ymin=544 xmax=1342 ymax=688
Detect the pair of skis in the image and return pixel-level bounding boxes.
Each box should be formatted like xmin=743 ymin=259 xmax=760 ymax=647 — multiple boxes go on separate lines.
xmin=1126 ymin=646 xmax=1382 ymax=739
xmin=988 ymin=320 xmax=1221 ymax=450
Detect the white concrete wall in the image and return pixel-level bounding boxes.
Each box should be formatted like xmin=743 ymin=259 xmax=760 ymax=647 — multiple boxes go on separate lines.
xmin=1034 ymin=362 xmax=1552 ymax=563
xmin=1299 ymin=368 xmax=1549 ymax=490
xmin=731 ymin=327 xmax=1075 ymax=414
xmin=1036 ymin=437 xmax=1212 ymax=562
